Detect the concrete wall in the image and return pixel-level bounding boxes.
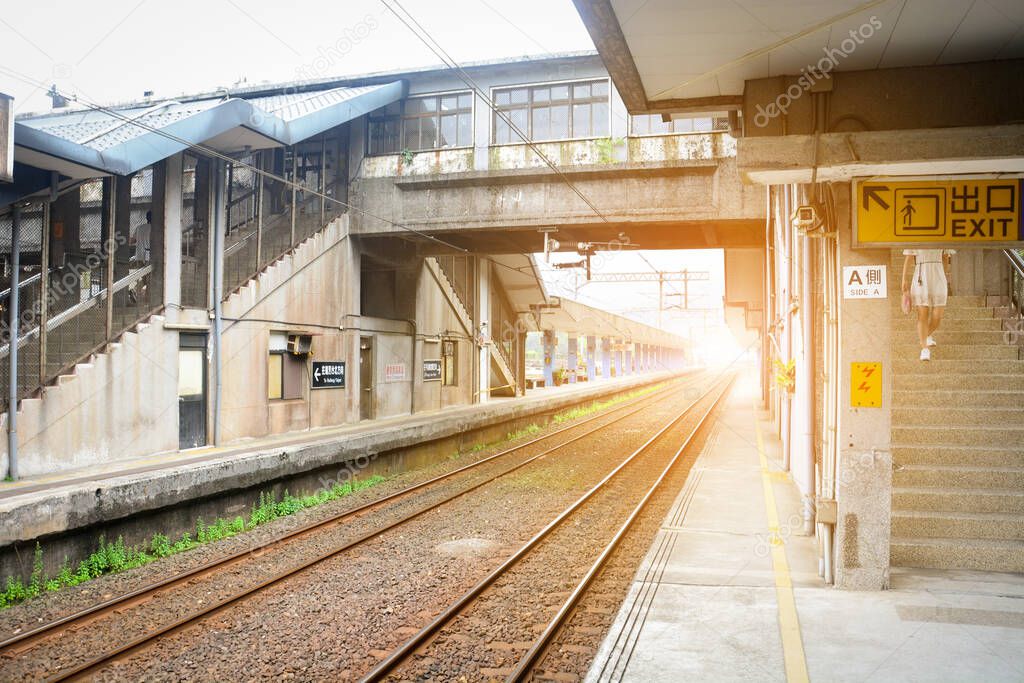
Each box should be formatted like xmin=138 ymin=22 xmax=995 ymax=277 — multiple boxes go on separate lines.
xmin=743 ymin=59 xmax=1024 ymax=137
xmin=0 ymin=314 xmax=181 ymax=478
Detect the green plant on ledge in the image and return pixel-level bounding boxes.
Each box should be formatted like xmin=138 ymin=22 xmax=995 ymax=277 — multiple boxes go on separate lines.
xmin=595 ymin=137 xmax=624 ymax=164
xmin=400 ymin=148 xmax=415 ymax=164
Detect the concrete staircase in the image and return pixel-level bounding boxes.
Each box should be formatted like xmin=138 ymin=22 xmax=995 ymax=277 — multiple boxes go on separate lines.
xmin=890 ymin=291 xmax=1024 ymax=573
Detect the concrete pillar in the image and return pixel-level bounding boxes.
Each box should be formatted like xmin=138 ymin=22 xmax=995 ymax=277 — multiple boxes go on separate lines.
xmin=163 ymin=154 xmax=183 ymax=309
xmin=612 ymin=340 xmax=621 ymax=378
xmin=601 ymin=337 xmax=612 ymax=379
xmin=625 ymin=345 xmax=634 ymax=375
xmin=567 ymin=335 xmax=578 ymax=384
xmin=478 ymin=258 xmax=491 ymax=402
xmin=542 ymin=329 xmax=555 ymax=387
xmin=833 ymin=182 xmax=892 ymax=590
xmin=586 ymin=335 xmax=596 ymax=382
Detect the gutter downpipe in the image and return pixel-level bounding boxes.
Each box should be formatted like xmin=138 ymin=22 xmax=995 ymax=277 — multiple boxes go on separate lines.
xmin=6 ymin=206 xmax=21 ymax=480
xmin=801 ymin=220 xmax=817 ymax=536
xmin=212 ymin=160 xmax=225 ymax=446
xmin=406 ymin=318 xmax=417 ymax=416
xmin=781 ymin=185 xmax=793 ymax=472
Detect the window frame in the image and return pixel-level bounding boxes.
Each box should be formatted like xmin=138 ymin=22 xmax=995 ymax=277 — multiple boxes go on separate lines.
xmin=627 ymin=112 xmax=732 ymax=138
xmin=268 ymin=331 xmax=305 ymax=401
xmin=489 ymin=77 xmax=612 ymax=146
xmin=366 ymin=89 xmax=475 ymax=156
xmin=441 ymin=338 xmax=458 ymax=386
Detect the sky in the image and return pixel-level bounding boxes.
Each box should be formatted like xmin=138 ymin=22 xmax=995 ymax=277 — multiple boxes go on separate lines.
xmin=0 ymin=0 xmax=595 ymax=113
xmin=0 ymin=0 xmax=733 ymax=344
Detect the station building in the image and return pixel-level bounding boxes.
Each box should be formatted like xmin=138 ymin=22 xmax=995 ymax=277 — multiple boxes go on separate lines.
xmin=574 ymin=0 xmax=1024 ymax=588
xmin=0 ymin=52 xmax=719 ymax=482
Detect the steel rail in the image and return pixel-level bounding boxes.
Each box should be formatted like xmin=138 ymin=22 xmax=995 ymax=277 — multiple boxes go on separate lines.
xmin=359 ymin=375 xmax=733 ymax=683
xmin=22 ymin=377 xmax=701 ymax=681
xmin=2 ymin=374 xmax=694 ymax=657
xmin=507 ymin=376 xmax=735 ymax=681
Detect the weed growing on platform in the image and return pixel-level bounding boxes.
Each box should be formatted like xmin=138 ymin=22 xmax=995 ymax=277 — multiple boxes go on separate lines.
xmin=0 ymin=475 xmax=386 ymax=610
xmin=462 ymin=383 xmax=666 ymax=455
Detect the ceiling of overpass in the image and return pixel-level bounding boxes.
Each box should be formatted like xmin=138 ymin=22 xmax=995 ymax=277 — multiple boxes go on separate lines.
xmin=611 ymin=0 xmax=1024 ymax=104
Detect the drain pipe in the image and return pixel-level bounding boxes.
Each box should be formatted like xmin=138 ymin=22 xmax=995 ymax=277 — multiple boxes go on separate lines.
xmin=6 ymin=205 xmax=21 ymax=480
xmin=405 ymin=318 xmax=417 ymax=416
xmin=800 ymin=228 xmax=817 ymax=535
xmin=211 ymin=160 xmax=225 ymax=446
xmin=781 ymin=185 xmax=794 ymax=472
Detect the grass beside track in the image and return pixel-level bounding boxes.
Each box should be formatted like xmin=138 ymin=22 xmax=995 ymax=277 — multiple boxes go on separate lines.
xmin=0 ymin=380 xmax=669 ymax=610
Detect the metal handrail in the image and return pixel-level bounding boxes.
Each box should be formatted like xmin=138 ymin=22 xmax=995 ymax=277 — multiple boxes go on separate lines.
xmin=1004 ymin=249 xmax=1024 ymax=315
xmin=0 ymin=264 xmax=153 ymax=358
xmin=0 ymin=269 xmax=47 ymax=300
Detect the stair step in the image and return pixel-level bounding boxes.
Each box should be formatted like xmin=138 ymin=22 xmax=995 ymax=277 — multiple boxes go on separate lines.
xmin=893 ymin=464 xmax=1024 ymax=489
xmin=893 ymin=359 xmax=1024 ymax=375
xmin=892 ymin=487 xmax=1024 ymax=514
xmin=894 ymin=445 xmax=1024 ymax=468
xmin=893 ymin=425 xmax=1024 ymax=448
xmin=893 ymin=406 xmax=1024 ymax=427
xmin=893 ymin=317 xmax=1004 ymax=331
xmin=892 ymin=510 xmax=1024 ymax=541
xmin=890 ymin=537 xmax=1024 ymax=572
xmin=893 ymin=389 xmax=1024 ymax=408
xmin=888 ymin=295 xmax=987 ymax=307
xmin=892 ymin=330 xmax=1012 ymax=345
xmin=893 ymin=344 xmax=1019 ymax=360
xmin=890 ymin=307 xmax=997 ymax=320
xmin=894 ymin=373 xmax=1024 ymax=391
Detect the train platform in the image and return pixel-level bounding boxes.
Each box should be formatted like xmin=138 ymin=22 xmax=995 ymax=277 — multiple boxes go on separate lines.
xmin=0 ymin=371 xmax=677 ymax=551
xmin=588 ymin=373 xmax=1024 ymax=683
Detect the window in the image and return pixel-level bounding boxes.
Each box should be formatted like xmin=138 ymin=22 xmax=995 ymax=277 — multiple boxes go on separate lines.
xmin=493 ymin=79 xmax=609 ymax=143
xmin=442 ymin=339 xmax=457 ymax=386
xmin=368 ymin=92 xmax=473 ymax=155
xmin=629 ymin=113 xmax=731 ymax=136
xmin=268 ymin=331 xmax=305 ymax=400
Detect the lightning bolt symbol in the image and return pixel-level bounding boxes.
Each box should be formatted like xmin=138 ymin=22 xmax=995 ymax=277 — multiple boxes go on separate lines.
xmin=858 ymin=382 xmax=871 ymax=393
xmin=863 ymin=367 xmax=875 ymax=377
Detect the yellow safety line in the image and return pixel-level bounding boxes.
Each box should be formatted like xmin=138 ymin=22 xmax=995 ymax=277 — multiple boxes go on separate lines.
xmin=753 ymin=404 xmax=810 ymax=683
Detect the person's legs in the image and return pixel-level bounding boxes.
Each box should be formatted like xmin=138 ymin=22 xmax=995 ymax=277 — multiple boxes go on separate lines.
xmin=928 ymin=305 xmax=945 ymax=335
xmin=917 ymin=306 xmax=931 ymax=349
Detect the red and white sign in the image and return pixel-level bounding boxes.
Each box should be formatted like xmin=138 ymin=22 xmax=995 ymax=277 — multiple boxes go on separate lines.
xmin=384 ymin=362 xmax=406 ymax=383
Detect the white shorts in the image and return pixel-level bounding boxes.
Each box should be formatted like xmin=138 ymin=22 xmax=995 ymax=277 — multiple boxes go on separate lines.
xmin=910 ymin=263 xmax=948 ymax=308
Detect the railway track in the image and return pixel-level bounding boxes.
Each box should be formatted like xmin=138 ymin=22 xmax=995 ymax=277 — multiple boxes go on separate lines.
xmin=0 ymin=373 xmax=707 ymax=681
xmin=360 ymin=374 xmax=734 ymax=683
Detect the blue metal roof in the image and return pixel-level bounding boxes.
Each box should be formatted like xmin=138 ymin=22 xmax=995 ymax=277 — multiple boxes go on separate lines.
xmin=14 ymin=81 xmax=405 ymax=177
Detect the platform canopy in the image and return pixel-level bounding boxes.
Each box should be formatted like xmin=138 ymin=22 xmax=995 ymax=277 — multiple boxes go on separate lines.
xmin=573 ymin=0 xmax=1024 ymax=113
xmin=12 ymin=81 xmax=405 ymax=179
xmin=538 ymin=296 xmax=688 ymax=349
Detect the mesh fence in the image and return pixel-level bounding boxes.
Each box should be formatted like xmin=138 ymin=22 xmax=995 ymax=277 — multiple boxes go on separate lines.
xmin=223 ymin=154 xmax=260 ymax=294
xmin=293 ymin=140 xmax=324 ymax=244
xmin=181 ymin=154 xmax=209 ymax=309
xmin=44 ymin=180 xmax=110 ymax=381
xmin=259 ymin=147 xmax=295 ymax=269
xmin=112 ymin=168 xmax=159 ymax=331
xmin=434 ymin=255 xmax=475 ymax=316
xmin=0 ymin=201 xmax=45 ymax=413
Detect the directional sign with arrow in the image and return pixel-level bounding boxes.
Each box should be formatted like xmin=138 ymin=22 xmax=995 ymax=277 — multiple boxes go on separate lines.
xmin=311 ymin=361 xmax=345 ymax=389
xmin=855 ymin=177 xmax=1023 ymax=247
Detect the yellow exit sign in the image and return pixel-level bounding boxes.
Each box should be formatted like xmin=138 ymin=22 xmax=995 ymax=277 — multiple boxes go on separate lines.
xmin=855 ymin=177 xmax=1023 ymax=247
xmin=850 ymin=362 xmax=882 ymax=408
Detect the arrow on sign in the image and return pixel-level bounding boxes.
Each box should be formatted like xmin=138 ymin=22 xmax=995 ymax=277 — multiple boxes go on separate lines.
xmin=862 ymin=185 xmax=890 ymax=211
xmin=314 ymin=366 xmax=321 ymax=382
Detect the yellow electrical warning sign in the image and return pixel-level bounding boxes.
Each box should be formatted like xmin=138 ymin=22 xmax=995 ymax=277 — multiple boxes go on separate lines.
xmin=855 ymin=177 xmax=1023 ymax=247
xmin=850 ymin=362 xmax=882 ymax=408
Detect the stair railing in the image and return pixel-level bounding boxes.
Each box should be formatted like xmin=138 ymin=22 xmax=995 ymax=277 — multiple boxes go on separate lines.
xmin=1004 ymin=249 xmax=1024 ymax=318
